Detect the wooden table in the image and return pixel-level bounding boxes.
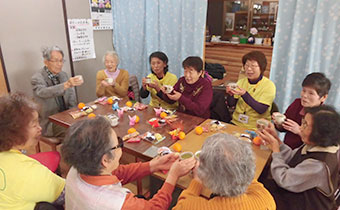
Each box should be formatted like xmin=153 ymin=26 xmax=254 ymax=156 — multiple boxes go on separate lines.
xmin=153 ymin=119 xmax=272 ymax=197
xmin=49 ymin=100 xmax=205 ymax=160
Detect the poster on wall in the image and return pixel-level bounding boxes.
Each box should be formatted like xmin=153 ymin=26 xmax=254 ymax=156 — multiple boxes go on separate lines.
xmin=68 ymin=19 xmax=96 ymax=62
xmin=89 ymin=0 xmax=113 ymax=30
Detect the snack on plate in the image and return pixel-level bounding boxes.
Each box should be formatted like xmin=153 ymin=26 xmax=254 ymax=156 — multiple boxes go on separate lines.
xmin=121 ymin=106 xmax=136 ymax=112
xmin=126 ymin=136 xmax=141 ymax=143
xmin=133 ymin=102 xmax=148 ymax=110
xmin=157 ymin=146 xmax=172 ymax=156
xmin=210 ymin=120 xmax=226 ymax=132
xmin=122 ymin=131 xmax=140 ymax=141
xmin=141 ymin=132 xmax=165 ymax=144
xmin=105 ymin=114 xmax=119 ymax=127
xmin=81 ymin=106 xmax=94 ymax=114
xmin=69 ymin=110 xmax=86 ymax=119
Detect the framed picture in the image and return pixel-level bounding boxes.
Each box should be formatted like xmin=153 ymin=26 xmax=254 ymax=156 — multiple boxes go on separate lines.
xmin=225 ymin=13 xmax=235 ymax=31
xmin=269 ymin=2 xmax=278 ymax=14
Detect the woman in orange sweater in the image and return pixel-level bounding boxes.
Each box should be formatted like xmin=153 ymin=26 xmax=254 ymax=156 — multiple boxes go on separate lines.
xmin=173 ymin=133 xmax=276 ymax=210
xmin=96 ymin=51 xmax=129 ymax=99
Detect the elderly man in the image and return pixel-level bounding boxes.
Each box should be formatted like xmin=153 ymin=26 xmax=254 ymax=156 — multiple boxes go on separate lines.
xmin=31 ymin=46 xmax=83 ymax=137
xmin=61 ymin=116 xmax=195 ymax=210
xmin=173 ymin=133 xmax=276 ymax=210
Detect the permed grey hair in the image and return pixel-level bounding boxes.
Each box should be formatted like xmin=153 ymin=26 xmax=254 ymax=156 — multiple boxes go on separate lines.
xmin=197 ymin=133 xmax=255 ymax=197
xmin=61 ymin=117 xmax=115 ymax=176
xmin=102 ymin=51 xmax=120 ymax=65
xmin=42 ymin=46 xmax=64 ymax=60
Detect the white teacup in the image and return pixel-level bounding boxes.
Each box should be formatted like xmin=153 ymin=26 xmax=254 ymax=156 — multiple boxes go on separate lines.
xmin=256 ymin=119 xmax=269 ymax=131
xmin=145 ymin=77 xmax=152 ymax=84
xmin=227 ymin=82 xmax=238 ymax=90
xmin=273 ymin=112 xmax=286 ymax=125
xmin=75 ymin=75 xmax=84 ymax=82
xmin=105 ymin=78 xmax=114 ymax=85
xmin=194 ymin=150 xmax=201 ymax=160
xmin=180 ymin=152 xmax=194 ymax=160
xmin=163 ymin=85 xmax=174 ymax=94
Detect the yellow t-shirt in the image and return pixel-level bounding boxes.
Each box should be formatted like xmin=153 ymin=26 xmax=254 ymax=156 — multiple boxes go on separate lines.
xmin=0 ymin=149 xmax=65 ymax=210
xmin=146 ymin=72 xmax=178 ymax=109
xmin=231 ymin=76 xmax=276 ymax=130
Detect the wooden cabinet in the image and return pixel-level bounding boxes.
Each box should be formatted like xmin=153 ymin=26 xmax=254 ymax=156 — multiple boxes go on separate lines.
xmin=205 ymin=42 xmax=273 ymax=82
xmin=207 ymin=0 xmax=279 ymax=39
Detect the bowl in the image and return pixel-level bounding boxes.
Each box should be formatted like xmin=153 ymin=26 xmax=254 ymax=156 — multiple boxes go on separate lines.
xmin=194 ymin=150 xmax=201 ymax=160
xmin=272 ymin=112 xmax=286 ymax=125
xmin=227 ymin=82 xmax=238 ymax=90
xmin=256 ymin=119 xmax=269 ymax=131
xmin=163 ymin=85 xmax=174 ymax=94
xmin=105 ymin=78 xmax=114 ymax=85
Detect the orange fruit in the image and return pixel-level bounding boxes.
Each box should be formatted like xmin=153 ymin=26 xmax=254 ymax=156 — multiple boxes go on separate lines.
xmin=195 ymin=126 xmax=203 ymax=135
xmin=127 ymin=128 xmax=136 ymax=134
xmin=107 ymin=98 xmax=113 ymax=105
xmin=87 ymin=113 xmax=96 ymax=118
xmin=160 ymin=112 xmax=168 ymax=119
xmin=173 ymin=142 xmax=182 ymax=152
xmin=178 ymin=131 xmax=186 ymax=140
xmin=135 ymin=115 xmax=140 ymax=123
xmin=126 ymin=101 xmax=133 ymax=107
xmin=252 ymin=136 xmax=262 ymax=146
xmin=78 ymin=102 xmax=85 ymax=109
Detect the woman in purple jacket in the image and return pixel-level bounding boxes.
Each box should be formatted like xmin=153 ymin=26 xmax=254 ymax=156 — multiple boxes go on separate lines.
xmin=160 ymin=56 xmax=213 ymax=119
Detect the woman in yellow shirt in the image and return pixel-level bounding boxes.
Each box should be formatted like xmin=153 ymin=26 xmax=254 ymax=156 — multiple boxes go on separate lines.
xmin=0 ymin=93 xmax=65 ymax=210
xmin=140 ymin=51 xmax=178 ymax=109
xmin=96 ymin=51 xmax=129 ymax=99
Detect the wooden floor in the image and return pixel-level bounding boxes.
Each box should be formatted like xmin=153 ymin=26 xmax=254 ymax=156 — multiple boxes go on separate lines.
xmin=27 ymin=141 xmax=151 ymax=195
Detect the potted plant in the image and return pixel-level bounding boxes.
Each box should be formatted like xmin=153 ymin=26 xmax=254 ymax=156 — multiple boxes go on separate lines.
xmin=248 ymin=27 xmax=263 ymax=45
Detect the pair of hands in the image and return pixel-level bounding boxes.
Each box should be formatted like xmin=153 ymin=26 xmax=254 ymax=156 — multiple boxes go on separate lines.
xmin=225 ymin=85 xmax=246 ymax=96
xmin=149 ymin=153 xmax=197 ymax=185
xmin=64 ymin=76 xmax=83 ymax=90
xmin=101 ymin=79 xmax=115 ymax=87
xmin=271 ymin=112 xmax=301 ymax=136
xmin=257 ymin=122 xmax=282 ymax=153
xmin=142 ymin=77 xmax=182 ymax=101
xmin=142 ymin=77 xmax=161 ymax=92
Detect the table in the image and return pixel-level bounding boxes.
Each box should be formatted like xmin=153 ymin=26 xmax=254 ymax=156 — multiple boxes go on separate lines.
xmin=153 ymin=119 xmax=272 ymax=197
xmin=49 ymin=99 xmax=205 ymax=160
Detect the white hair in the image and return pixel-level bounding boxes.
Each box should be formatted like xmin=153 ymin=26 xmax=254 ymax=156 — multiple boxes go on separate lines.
xmin=102 ymin=51 xmax=120 ymax=65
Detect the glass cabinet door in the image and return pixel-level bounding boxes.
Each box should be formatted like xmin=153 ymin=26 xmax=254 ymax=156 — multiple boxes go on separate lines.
xmin=223 ymin=0 xmax=251 ymax=38
xmin=251 ymin=1 xmax=278 ymax=36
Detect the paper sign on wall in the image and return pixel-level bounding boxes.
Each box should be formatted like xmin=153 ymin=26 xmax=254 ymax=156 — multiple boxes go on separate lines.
xmin=68 ymin=19 xmax=96 ymax=62
xmin=89 ymin=0 xmax=113 ymax=30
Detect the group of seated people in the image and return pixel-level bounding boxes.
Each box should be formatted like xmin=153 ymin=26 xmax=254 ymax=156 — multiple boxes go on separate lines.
xmin=0 ymin=45 xmax=339 ymax=210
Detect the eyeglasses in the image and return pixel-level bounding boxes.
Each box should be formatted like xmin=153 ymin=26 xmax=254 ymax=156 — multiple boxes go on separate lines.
xmin=110 ymin=137 xmax=124 ymax=151
xmin=49 ymin=59 xmax=65 ymax=64
xmin=244 ymin=63 xmax=260 ymax=69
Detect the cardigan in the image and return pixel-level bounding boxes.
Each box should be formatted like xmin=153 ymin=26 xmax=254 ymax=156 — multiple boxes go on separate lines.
xmin=96 ymin=69 xmax=129 ymax=99
xmin=172 ymin=179 xmax=276 ymax=210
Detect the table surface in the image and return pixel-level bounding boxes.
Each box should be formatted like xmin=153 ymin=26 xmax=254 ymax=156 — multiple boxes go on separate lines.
xmin=49 ymin=100 xmax=206 ymax=159
xmin=153 ymin=119 xmax=272 ymax=197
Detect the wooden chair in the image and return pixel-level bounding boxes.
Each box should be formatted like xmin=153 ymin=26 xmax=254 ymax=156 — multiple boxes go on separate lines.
xmin=35 ymin=136 xmax=62 ymax=153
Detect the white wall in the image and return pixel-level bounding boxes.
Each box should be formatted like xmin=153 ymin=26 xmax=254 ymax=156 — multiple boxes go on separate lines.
xmin=0 ymin=0 xmax=71 ymax=97
xmin=0 ymin=0 xmax=114 ymax=102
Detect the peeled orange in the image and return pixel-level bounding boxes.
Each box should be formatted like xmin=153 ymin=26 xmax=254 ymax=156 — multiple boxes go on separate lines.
xmin=87 ymin=113 xmax=96 ymax=118
xmin=107 ymin=98 xmax=113 ymax=105
xmin=78 ymin=102 xmax=85 ymax=109
xmin=160 ymin=112 xmax=168 ymax=119
xmin=173 ymin=142 xmax=182 ymax=152
xmin=252 ymin=136 xmax=262 ymax=146
xmin=127 ymin=128 xmax=136 ymax=134
xmin=126 ymin=101 xmax=133 ymax=107
xmin=195 ymin=126 xmax=203 ymax=135
xmin=178 ymin=131 xmax=186 ymax=140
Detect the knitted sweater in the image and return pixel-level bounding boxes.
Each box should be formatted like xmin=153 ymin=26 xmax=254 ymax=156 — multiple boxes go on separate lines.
xmin=172 ymin=179 xmax=276 ymax=210
xmin=96 ymin=69 xmax=129 ymax=99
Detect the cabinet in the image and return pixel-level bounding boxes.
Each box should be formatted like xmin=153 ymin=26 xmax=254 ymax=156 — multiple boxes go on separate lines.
xmin=207 ymin=0 xmax=279 ymax=39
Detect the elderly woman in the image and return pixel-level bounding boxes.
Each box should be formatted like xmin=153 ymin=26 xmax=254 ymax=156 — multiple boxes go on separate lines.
xmin=259 ymin=105 xmax=340 ymax=210
xmin=0 ymin=93 xmax=65 ymax=210
xmin=140 ymin=51 xmax=178 ymax=109
xmin=273 ymin=72 xmax=331 ymax=149
xmin=61 ymin=117 xmax=195 ymax=210
xmin=227 ymin=51 xmax=276 ymax=130
xmin=160 ymin=56 xmax=213 ymax=118
xmin=173 ymin=133 xmax=276 ymax=210
xmin=96 ymin=51 xmax=129 ymax=99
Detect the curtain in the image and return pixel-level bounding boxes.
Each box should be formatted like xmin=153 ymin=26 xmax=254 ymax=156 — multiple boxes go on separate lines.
xmin=270 ymin=0 xmax=340 ymax=112
xmin=112 ymin=0 xmax=207 ymax=82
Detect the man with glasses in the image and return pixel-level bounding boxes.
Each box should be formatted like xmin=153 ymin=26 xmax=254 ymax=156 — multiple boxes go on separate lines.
xmin=61 ymin=117 xmax=196 ymax=210
xmin=31 ymin=45 xmax=83 ymax=137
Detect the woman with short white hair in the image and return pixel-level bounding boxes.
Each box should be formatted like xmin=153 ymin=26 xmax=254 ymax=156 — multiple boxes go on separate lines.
xmin=96 ymin=51 xmax=129 ymax=99
xmin=173 ymin=133 xmax=276 ymax=210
